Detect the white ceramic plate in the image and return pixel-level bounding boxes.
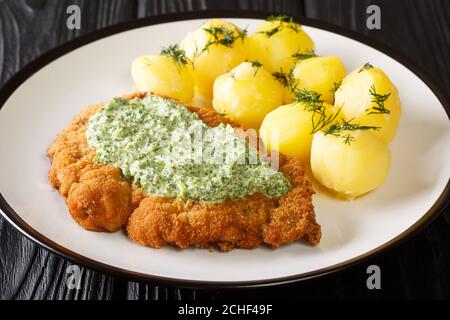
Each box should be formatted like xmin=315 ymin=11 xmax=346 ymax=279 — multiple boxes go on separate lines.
xmin=1 ymin=12 xmax=449 ymax=288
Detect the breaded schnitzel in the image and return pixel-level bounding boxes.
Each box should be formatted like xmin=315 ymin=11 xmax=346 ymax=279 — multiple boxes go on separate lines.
xmin=47 ymin=92 xmax=321 ymax=250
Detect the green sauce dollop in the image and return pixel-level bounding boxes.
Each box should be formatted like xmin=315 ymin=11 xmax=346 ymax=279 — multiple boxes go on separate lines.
xmin=86 ymin=95 xmax=290 ymax=203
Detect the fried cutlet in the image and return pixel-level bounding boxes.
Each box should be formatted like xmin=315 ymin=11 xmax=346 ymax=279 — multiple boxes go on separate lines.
xmin=47 ymin=92 xmax=321 ymax=250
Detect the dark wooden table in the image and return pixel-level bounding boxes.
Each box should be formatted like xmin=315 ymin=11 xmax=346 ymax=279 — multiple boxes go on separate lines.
xmin=0 ymin=0 xmax=449 ymax=300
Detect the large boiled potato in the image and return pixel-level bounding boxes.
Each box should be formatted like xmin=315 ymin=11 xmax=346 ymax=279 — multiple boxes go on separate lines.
xmin=285 ymin=56 xmax=346 ymax=104
xmin=212 ymin=62 xmax=284 ymax=129
xmin=259 ymin=101 xmax=338 ymax=161
xmin=334 ymin=64 xmax=402 ymax=144
xmin=311 ymin=130 xmax=391 ymax=198
xmin=131 ymin=54 xmax=194 ymax=103
xmin=247 ymin=17 xmax=315 ymax=74
xmin=180 ymin=19 xmax=247 ymax=98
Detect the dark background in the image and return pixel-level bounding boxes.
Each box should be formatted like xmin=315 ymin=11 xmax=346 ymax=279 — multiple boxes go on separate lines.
xmin=0 ymin=0 xmax=449 ymax=300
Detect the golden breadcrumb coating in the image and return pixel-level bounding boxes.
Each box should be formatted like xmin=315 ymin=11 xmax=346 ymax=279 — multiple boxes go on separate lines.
xmin=47 ymin=92 xmax=320 ymax=250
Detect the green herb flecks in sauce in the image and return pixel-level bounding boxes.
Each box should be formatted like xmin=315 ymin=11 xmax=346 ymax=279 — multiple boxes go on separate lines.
xmin=86 ymin=95 xmax=290 ymax=203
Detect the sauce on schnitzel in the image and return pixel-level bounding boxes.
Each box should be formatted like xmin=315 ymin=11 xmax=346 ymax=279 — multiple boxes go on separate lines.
xmin=86 ymin=95 xmax=290 ymax=203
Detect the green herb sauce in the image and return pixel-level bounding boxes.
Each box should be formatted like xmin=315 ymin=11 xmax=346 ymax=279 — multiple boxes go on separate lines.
xmin=86 ymin=95 xmax=290 ymax=203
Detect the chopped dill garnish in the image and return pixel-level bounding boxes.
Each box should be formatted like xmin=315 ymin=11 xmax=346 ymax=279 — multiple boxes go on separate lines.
xmin=260 ymin=25 xmax=282 ymax=37
xmin=324 ymin=118 xmax=380 ymax=145
xmin=259 ymin=14 xmax=301 ymax=37
xmin=293 ymin=88 xmax=323 ymax=111
xmin=341 ymin=133 xmax=355 ymax=145
xmin=293 ymin=88 xmax=382 ymax=144
xmin=358 ymin=62 xmax=374 ymax=73
xmin=325 ymin=119 xmax=381 ymax=136
xmin=250 ymin=60 xmax=262 ymax=68
xmin=292 ymin=50 xmax=317 ymax=61
xmin=367 ymin=84 xmax=391 ymax=114
xmin=330 ymin=81 xmax=342 ymax=94
xmin=267 ymin=15 xmax=294 ymax=23
xmin=293 ymin=87 xmax=383 ymax=144
xmin=293 ymin=88 xmax=341 ymax=134
xmin=272 ymin=69 xmax=297 ymax=92
xmin=250 ymin=60 xmax=263 ymax=76
xmin=236 ymin=26 xmax=248 ymax=40
xmin=160 ymin=44 xmax=190 ymax=66
xmin=272 ymin=71 xmax=289 ymax=87
xmin=200 ymin=25 xmax=247 ymax=54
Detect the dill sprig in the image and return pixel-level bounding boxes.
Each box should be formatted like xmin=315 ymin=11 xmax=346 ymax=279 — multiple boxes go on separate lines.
xmin=325 ymin=119 xmax=381 ymax=135
xmin=250 ymin=60 xmax=263 ymax=76
xmin=292 ymin=50 xmax=317 ymax=61
xmin=259 ymin=25 xmax=282 ymax=37
xmin=324 ymin=118 xmax=380 ymax=145
xmin=160 ymin=44 xmax=190 ymax=66
xmin=267 ymin=15 xmax=294 ymax=23
xmin=294 ymin=88 xmax=323 ymax=111
xmin=341 ymin=134 xmax=355 ymax=145
xmin=367 ymin=84 xmax=391 ymax=114
xmin=272 ymin=69 xmax=297 ymax=92
xmin=312 ymin=107 xmax=342 ymax=135
xmin=259 ymin=14 xmax=301 ymax=37
xmin=330 ymin=80 xmax=342 ymax=94
xmin=294 ymin=88 xmax=382 ymax=144
xmin=201 ymin=25 xmax=247 ymax=54
xmin=293 ymin=88 xmax=341 ymax=134
xmin=358 ymin=62 xmax=374 ymax=73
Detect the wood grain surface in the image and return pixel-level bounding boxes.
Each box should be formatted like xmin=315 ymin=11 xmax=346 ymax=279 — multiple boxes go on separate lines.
xmin=0 ymin=0 xmax=449 ymax=300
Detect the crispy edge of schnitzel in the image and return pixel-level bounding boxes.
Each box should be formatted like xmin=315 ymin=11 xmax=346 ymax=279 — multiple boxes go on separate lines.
xmin=47 ymin=92 xmax=321 ymax=250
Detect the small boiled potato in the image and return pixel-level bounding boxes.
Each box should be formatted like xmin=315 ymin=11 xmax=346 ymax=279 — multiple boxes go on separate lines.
xmin=212 ymin=62 xmax=283 ymax=129
xmin=334 ymin=65 xmax=402 ymax=144
xmin=180 ymin=19 xmax=247 ymax=98
xmin=247 ymin=18 xmax=315 ymax=74
xmin=285 ymin=56 xmax=346 ymax=104
xmin=311 ymin=130 xmax=391 ymax=198
xmin=259 ymin=101 xmax=337 ymax=161
xmin=131 ymin=55 xmax=194 ymax=103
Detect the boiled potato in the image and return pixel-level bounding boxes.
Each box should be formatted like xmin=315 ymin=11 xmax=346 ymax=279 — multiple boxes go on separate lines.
xmin=212 ymin=61 xmax=284 ymax=129
xmin=247 ymin=16 xmax=315 ymax=74
xmin=180 ymin=19 xmax=247 ymax=98
xmin=334 ymin=64 xmax=402 ymax=144
xmin=260 ymin=101 xmax=338 ymax=161
xmin=285 ymin=56 xmax=346 ymax=104
xmin=311 ymin=130 xmax=391 ymax=198
xmin=131 ymin=54 xmax=194 ymax=103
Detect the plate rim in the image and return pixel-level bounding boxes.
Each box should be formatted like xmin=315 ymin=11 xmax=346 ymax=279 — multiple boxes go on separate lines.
xmin=0 ymin=10 xmax=449 ymax=289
